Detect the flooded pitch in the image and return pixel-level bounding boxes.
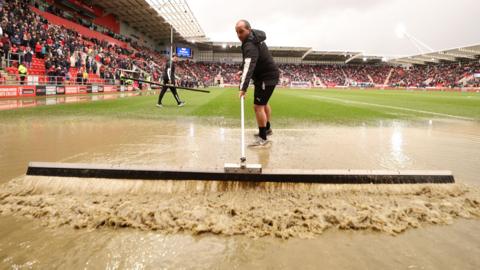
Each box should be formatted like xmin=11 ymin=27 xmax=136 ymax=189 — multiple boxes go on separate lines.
xmin=0 ymin=92 xmax=143 ymax=111
xmin=0 ymin=118 xmax=480 ymax=269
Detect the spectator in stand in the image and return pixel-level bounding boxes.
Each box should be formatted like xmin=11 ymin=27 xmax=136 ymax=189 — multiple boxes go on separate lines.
xmin=9 ymin=44 xmax=18 ymax=61
xmin=85 ymin=56 xmax=91 ymax=73
xmin=76 ymin=68 xmax=83 ymax=84
xmin=11 ymin=34 xmax=21 ymax=47
xmin=23 ymin=46 xmax=33 ymax=68
xmin=82 ymin=68 xmax=89 ymax=85
xmin=22 ymin=31 xmax=30 ymax=47
xmin=44 ymin=57 xmax=51 ymax=70
xmin=65 ymin=68 xmax=71 ymax=82
xmin=34 ymin=41 xmax=42 ymax=58
xmin=92 ymin=61 xmax=97 ymax=74
xmin=56 ymin=66 xmax=64 ymax=85
xmin=28 ymin=33 xmax=37 ymax=49
xmin=99 ymin=64 xmax=105 ymax=79
xmin=75 ymin=53 xmax=82 ymax=68
xmin=41 ymin=44 xmax=46 ymax=58
xmin=18 ymin=62 xmax=27 ymax=85
xmin=47 ymin=65 xmax=55 ymax=84
xmin=1 ymin=34 xmax=10 ymax=66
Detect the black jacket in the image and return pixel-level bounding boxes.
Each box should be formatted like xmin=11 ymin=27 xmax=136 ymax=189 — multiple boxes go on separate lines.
xmin=24 ymin=51 xmax=33 ymax=62
xmin=162 ymin=61 xmax=175 ymax=83
xmin=239 ymin=29 xmax=279 ymax=91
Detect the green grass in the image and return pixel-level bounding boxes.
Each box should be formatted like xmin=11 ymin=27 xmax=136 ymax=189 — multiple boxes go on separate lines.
xmin=1 ymin=88 xmax=479 ymax=126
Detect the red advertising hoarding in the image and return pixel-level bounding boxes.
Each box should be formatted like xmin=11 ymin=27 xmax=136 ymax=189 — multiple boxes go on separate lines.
xmin=0 ymin=86 xmax=19 ymax=98
xmin=20 ymin=86 xmax=36 ymax=97
xmin=65 ymin=86 xmax=79 ymax=94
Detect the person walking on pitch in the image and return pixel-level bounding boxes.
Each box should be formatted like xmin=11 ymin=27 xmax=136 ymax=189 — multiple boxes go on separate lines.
xmin=157 ymin=54 xmax=185 ymax=107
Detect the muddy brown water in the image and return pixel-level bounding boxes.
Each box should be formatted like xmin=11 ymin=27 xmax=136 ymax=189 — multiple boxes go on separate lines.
xmin=1 ymin=118 xmax=480 ymax=269
xmin=0 ymin=92 xmax=143 ymax=111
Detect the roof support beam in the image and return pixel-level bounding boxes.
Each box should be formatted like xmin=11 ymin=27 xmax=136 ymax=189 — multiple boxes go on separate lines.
xmin=441 ymin=49 xmax=477 ymax=59
xmin=426 ymin=53 xmax=457 ymax=62
xmin=413 ymin=56 xmax=440 ymax=63
xmin=345 ymin=53 xmax=362 ymax=64
xmin=395 ymin=58 xmax=426 ymax=65
xmin=301 ymin=48 xmax=313 ymax=60
xmin=458 ymin=48 xmax=480 ymax=56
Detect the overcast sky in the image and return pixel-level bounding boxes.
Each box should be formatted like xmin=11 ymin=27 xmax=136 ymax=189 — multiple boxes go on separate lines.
xmin=189 ymin=0 xmax=480 ymax=57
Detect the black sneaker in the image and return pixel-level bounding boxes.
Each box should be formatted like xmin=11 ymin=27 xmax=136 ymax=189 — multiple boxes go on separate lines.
xmin=248 ymin=137 xmax=271 ymax=148
xmin=254 ymin=129 xmax=273 ymax=138
xmin=178 ymin=102 xmax=185 ymax=107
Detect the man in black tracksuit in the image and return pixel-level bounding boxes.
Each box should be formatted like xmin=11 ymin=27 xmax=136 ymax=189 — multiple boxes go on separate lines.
xmin=236 ymin=20 xmax=279 ymax=147
xmin=157 ymin=54 xmax=185 ymax=107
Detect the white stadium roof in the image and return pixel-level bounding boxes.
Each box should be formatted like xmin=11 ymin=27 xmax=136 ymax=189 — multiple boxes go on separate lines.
xmin=389 ymin=44 xmax=480 ymax=65
xmin=95 ymin=0 xmax=207 ymax=43
xmin=146 ymin=0 xmax=207 ymax=42
xmin=95 ymin=0 xmax=478 ymax=66
xmin=196 ymin=42 xmax=385 ymax=64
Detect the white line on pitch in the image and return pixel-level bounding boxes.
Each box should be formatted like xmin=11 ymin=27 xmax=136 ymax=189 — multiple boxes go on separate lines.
xmin=288 ymin=93 xmax=475 ymax=121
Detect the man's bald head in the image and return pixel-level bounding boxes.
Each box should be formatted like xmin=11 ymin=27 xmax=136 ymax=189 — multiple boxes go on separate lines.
xmin=236 ymin=20 xmax=251 ymax=30
xmin=235 ymin=19 xmax=252 ymax=43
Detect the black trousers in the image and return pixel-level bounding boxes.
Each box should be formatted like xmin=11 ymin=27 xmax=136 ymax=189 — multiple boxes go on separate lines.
xmin=158 ymin=84 xmax=181 ymax=105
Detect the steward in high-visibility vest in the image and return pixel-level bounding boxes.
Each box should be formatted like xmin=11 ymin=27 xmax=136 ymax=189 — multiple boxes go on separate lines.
xmin=18 ymin=64 xmax=27 ymax=85
xmin=120 ymin=73 xmax=126 ymax=85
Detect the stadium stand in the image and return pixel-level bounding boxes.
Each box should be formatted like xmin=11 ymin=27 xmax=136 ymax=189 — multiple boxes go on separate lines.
xmin=0 ymin=0 xmax=479 ymax=91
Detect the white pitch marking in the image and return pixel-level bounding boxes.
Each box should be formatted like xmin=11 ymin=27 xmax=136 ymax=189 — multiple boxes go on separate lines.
xmin=288 ymin=92 xmax=475 ymax=121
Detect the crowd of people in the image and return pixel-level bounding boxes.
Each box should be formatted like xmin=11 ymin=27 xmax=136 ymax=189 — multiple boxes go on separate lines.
xmin=189 ymin=61 xmax=479 ymax=88
xmin=183 ymin=61 xmax=479 ymax=88
xmin=37 ymin=0 xmax=143 ymax=49
xmin=389 ymin=61 xmax=480 ymax=88
xmin=1 ymin=0 xmax=77 ymax=83
xmin=1 ymin=0 xmax=479 ymax=89
xmin=277 ymin=62 xmax=479 ymax=88
xmin=0 ymin=0 xmax=169 ymax=85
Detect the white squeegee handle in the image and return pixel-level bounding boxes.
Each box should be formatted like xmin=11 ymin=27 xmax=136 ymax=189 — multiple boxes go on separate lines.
xmin=240 ymin=95 xmax=246 ymax=166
